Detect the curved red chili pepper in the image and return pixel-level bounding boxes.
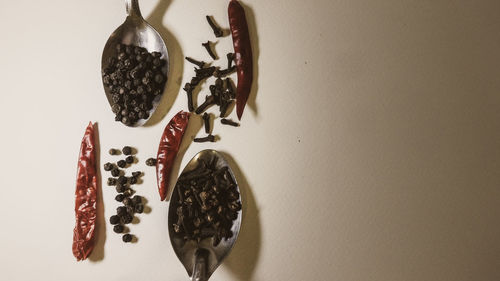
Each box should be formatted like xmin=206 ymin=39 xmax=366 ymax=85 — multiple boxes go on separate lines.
xmin=228 ymin=0 xmax=253 ymax=120
xmin=156 ymin=111 xmax=190 ymax=201
xmin=72 ymin=122 xmax=98 ymax=261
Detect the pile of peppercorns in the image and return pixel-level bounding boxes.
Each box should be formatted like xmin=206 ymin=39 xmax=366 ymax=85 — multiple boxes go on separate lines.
xmin=102 ymin=43 xmax=167 ymax=126
xmin=104 ymin=146 xmax=147 ymax=243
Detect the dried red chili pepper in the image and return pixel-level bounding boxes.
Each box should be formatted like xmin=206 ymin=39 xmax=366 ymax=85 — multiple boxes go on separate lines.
xmin=72 ymin=122 xmax=98 ymax=261
xmin=228 ymin=0 xmax=253 ymax=120
xmin=156 ymin=111 xmax=190 ymax=201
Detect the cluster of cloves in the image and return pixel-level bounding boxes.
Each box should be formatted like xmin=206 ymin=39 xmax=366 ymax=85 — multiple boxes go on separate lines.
xmin=102 ymin=43 xmax=167 ymax=126
xmin=183 ymin=15 xmax=241 ymax=143
xmin=171 ymin=157 xmax=241 ymax=246
xmin=104 ymin=146 xmax=149 ymax=243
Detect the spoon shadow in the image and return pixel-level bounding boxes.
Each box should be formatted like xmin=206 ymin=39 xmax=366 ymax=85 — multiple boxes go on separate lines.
xmin=219 ymin=152 xmax=261 ymax=281
xmin=145 ymin=0 xmax=183 ymax=127
xmin=89 ymin=122 xmax=106 ymax=262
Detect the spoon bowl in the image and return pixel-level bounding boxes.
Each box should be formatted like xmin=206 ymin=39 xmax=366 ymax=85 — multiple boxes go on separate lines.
xmin=168 ymin=150 xmax=243 ymax=281
xmin=101 ymin=0 xmax=169 ymax=127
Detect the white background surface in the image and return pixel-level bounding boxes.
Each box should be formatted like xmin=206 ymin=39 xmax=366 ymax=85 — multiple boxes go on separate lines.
xmin=1 ymin=0 xmax=500 ymax=280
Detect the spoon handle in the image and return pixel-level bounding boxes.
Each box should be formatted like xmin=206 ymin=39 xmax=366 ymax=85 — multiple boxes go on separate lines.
xmin=191 ymin=249 xmax=209 ymax=281
xmin=125 ymin=0 xmax=142 ymax=18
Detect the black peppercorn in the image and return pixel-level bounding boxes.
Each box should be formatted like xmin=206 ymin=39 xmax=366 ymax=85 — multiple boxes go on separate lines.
xmin=104 ymin=162 xmax=113 ymax=171
xmin=111 ymin=168 xmax=120 ymax=177
xmin=154 ymin=74 xmax=163 ymax=84
xmin=123 ymin=197 xmax=132 ymax=206
xmin=118 ymin=175 xmax=128 ymax=185
xmin=122 ymin=214 xmax=133 ymax=224
xmin=116 ymin=184 xmax=126 ymax=193
xmin=123 ymin=189 xmax=134 ymax=197
xmin=145 ymin=158 xmax=157 ymax=166
xmin=125 ymin=155 xmax=134 ymax=164
xmin=117 ymin=160 xmax=126 ymax=168
xmin=132 ymin=195 xmax=142 ymax=205
xmin=110 ymin=215 xmax=120 ymax=225
xmin=107 ymin=177 xmax=117 ymax=186
xmin=117 ymin=206 xmax=128 ymax=216
xmin=129 ymin=176 xmax=137 ymax=185
xmin=113 ymin=224 xmax=124 ymax=233
xmin=122 ymin=146 xmax=132 ymax=155
xmin=115 ymin=194 xmax=125 ymax=202
xmin=132 ymin=171 xmax=142 ymax=178
xmin=122 ymin=234 xmax=133 ymax=242
xmin=134 ymin=204 xmax=144 ymax=214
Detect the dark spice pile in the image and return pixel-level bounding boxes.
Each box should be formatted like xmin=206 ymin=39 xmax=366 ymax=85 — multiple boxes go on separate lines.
xmin=104 ymin=146 xmax=147 ymax=243
xmin=102 ymin=44 xmax=166 ymax=126
xmin=183 ymin=15 xmax=241 ymax=143
xmin=171 ymin=157 xmax=241 ymax=246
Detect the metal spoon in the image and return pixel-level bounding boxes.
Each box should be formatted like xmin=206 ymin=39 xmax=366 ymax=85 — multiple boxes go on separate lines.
xmin=168 ymin=150 xmax=242 ymax=281
xmin=101 ymin=0 xmax=169 ymax=127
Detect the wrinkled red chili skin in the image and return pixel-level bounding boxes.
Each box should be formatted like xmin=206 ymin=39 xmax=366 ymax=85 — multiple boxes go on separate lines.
xmin=72 ymin=122 xmax=98 ymax=261
xmin=229 ymin=0 xmax=253 ymax=120
xmin=156 ymin=111 xmax=190 ymax=201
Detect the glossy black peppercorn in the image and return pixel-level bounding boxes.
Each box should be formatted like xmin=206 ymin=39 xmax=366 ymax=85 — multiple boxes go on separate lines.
xmin=118 ymin=175 xmax=128 ymax=185
xmin=116 ymin=184 xmax=126 ymax=193
xmin=111 ymin=168 xmax=120 ymax=177
xmin=117 ymin=160 xmax=126 ymax=168
xmin=132 ymin=171 xmax=141 ymax=178
xmin=122 ymin=146 xmax=132 ymax=155
xmin=129 ymin=176 xmax=137 ymax=185
xmin=123 ymin=197 xmax=132 ymax=206
xmin=113 ymin=224 xmax=124 ymax=233
xmin=122 ymin=234 xmax=133 ymax=242
xmin=134 ymin=204 xmax=144 ymax=214
xmin=125 ymin=155 xmax=134 ymax=164
xmin=132 ymin=195 xmax=142 ymax=205
xmin=145 ymin=158 xmax=157 ymax=166
xmin=115 ymin=194 xmax=125 ymax=202
xmin=110 ymin=215 xmax=120 ymax=225
xmin=107 ymin=177 xmax=117 ymax=186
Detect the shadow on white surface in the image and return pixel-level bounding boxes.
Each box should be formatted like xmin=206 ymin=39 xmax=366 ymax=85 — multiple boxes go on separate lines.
xmin=89 ymin=123 xmax=106 ymax=262
xmin=220 ymin=151 xmax=261 ymax=281
xmin=145 ymin=0 xmax=183 ymax=127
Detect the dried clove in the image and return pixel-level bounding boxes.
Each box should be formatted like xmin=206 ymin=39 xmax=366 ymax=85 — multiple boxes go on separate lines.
xmin=195 ymin=95 xmax=215 ymax=114
xmin=202 ymin=113 xmax=210 ymax=134
xmin=221 ymin=118 xmax=239 ymax=127
xmin=227 ymin=53 xmax=234 ymax=69
xmin=185 ymin=57 xmax=205 ymax=68
xmin=183 ymin=83 xmax=195 ymax=112
xmin=206 ymin=15 xmax=223 ymax=38
xmin=194 ymin=135 xmax=216 ymax=143
xmin=214 ymin=66 xmax=236 ymax=78
xmin=194 ymin=66 xmax=216 ymax=79
xmin=202 ymin=41 xmax=217 ymax=60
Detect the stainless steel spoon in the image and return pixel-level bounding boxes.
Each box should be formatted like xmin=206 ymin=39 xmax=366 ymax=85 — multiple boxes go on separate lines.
xmin=168 ymin=150 xmax=242 ymax=281
xmin=101 ymin=0 xmax=169 ymax=127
